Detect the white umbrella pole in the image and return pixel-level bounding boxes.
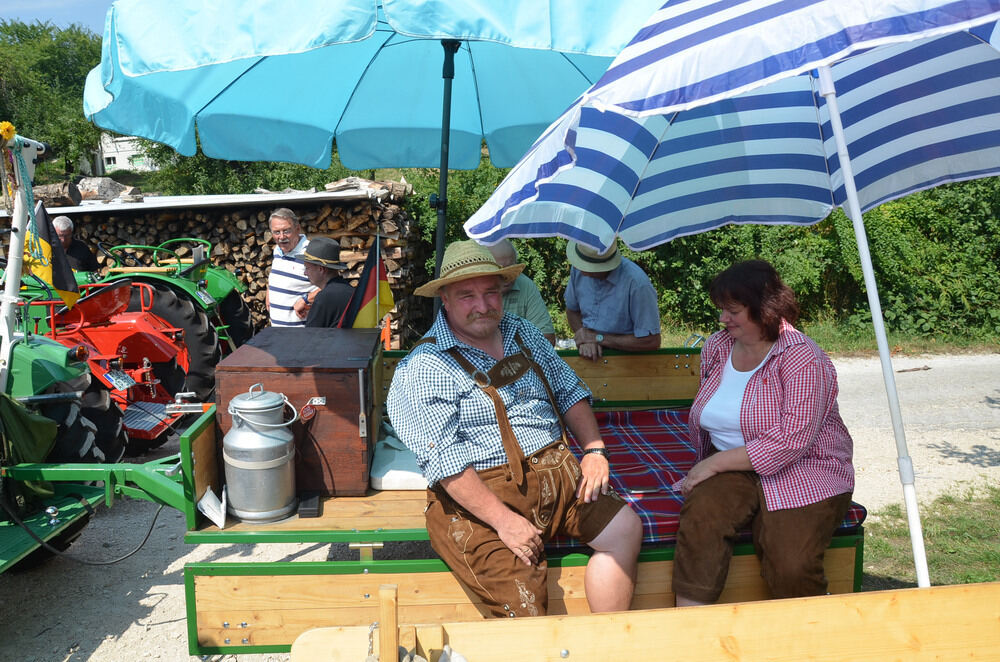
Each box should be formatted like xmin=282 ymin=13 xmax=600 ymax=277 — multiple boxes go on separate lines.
xmin=818 ymin=66 xmax=930 ymax=588
xmin=0 ymin=135 xmax=46 ymax=393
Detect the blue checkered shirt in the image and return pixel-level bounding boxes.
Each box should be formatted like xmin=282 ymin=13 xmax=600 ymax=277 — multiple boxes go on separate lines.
xmin=386 ymin=310 xmax=591 ymax=486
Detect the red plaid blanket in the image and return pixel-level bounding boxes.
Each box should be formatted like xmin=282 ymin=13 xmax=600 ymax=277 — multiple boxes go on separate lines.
xmin=554 ymin=409 xmax=866 ymax=547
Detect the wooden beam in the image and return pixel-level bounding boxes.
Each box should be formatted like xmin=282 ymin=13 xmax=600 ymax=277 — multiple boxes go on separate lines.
xmin=379 ymin=585 xmax=399 ymax=660
xmin=291 ymin=582 xmax=1000 ymax=662
xmin=191 ymin=545 xmax=859 ymax=648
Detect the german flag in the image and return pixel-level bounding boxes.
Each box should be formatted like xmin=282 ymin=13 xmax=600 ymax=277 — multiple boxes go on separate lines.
xmin=22 ymin=203 xmax=80 ymax=308
xmin=340 ymin=238 xmax=394 ymax=329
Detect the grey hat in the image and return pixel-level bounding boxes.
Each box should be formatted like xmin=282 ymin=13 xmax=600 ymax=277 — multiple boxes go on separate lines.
xmin=566 ymin=240 xmax=621 ymax=273
xmin=302 ymin=237 xmax=347 ymax=270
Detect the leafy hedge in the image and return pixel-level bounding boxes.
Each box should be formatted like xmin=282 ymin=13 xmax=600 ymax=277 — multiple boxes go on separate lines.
xmin=139 ymin=142 xmax=1000 ymax=342
xmin=403 ymin=161 xmax=1000 ymax=341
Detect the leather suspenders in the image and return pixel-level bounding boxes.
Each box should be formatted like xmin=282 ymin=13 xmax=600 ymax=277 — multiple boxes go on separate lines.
xmin=416 ymin=333 xmax=569 ymax=487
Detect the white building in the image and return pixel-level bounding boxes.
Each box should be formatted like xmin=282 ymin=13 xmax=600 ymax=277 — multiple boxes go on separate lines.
xmin=98 ymin=133 xmax=156 ymax=172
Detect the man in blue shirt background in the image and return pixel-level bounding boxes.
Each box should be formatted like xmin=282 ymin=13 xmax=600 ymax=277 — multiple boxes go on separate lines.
xmin=564 ymin=241 xmax=661 ymax=361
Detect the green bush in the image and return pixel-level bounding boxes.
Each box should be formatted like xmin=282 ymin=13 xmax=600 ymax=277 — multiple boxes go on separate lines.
xmin=144 ymin=143 xmax=1000 ymax=343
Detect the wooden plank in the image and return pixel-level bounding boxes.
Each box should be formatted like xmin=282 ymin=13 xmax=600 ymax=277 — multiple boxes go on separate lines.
xmin=378 ymin=350 xmax=700 ymax=410
xmin=194 ymin=604 xmax=485 ymax=647
xmin=292 ymin=582 xmax=1000 ymax=662
xmin=190 ymin=417 xmax=219 ymax=508
xmin=378 ymin=585 xmax=399 ymax=660
xmin=195 ymin=490 xmax=429 ymax=533
xmin=560 ymin=352 xmax=700 ymax=403
xmin=192 ymin=546 xmax=857 ymax=649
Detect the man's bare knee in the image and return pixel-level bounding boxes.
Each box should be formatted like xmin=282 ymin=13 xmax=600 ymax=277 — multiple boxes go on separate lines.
xmin=589 ymin=506 xmax=642 ymax=556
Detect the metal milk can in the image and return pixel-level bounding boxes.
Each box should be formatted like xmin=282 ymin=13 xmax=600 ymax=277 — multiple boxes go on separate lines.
xmin=224 ymin=383 xmax=299 ymax=523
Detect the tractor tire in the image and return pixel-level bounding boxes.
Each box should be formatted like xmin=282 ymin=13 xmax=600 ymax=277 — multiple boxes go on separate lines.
xmin=218 ymin=290 xmax=254 ymax=348
xmin=128 ymin=283 xmax=221 ymax=401
xmin=42 ymin=400 xmax=103 ymax=463
xmin=38 ymin=373 xmax=108 ymax=463
xmin=80 ymin=380 xmax=128 ymax=463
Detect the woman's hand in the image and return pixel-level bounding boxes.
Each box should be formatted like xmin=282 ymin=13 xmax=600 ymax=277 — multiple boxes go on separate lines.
xmin=577 ymin=451 xmax=610 ymax=502
xmin=680 ymin=448 xmax=752 ymax=496
xmin=680 ymin=457 xmax=718 ymax=496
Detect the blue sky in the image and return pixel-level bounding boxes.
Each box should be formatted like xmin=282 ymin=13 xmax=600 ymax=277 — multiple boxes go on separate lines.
xmin=0 ymin=0 xmax=115 ymax=35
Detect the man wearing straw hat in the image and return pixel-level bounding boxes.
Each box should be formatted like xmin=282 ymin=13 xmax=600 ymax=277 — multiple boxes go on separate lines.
xmin=565 ymin=241 xmax=661 ymax=361
xmin=387 ymin=240 xmax=642 ymax=618
xmin=300 ymin=236 xmax=353 ymax=328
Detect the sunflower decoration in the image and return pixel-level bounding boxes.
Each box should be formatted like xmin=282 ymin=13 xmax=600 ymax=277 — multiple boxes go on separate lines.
xmin=1 ymin=124 xmax=16 ymax=212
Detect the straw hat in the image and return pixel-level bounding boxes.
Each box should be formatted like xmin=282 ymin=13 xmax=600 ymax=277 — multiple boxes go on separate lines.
xmin=303 ymin=237 xmax=347 ymax=270
xmin=414 ymin=240 xmax=524 ymax=297
xmin=566 ymin=240 xmax=621 ymax=273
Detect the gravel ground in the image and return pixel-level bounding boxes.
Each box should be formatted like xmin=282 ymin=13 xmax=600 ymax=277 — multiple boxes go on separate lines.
xmin=1 ymin=352 xmax=997 ymax=662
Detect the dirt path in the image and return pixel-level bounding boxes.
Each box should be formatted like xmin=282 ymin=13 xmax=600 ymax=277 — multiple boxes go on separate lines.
xmin=1 ymin=352 xmax=997 ymax=661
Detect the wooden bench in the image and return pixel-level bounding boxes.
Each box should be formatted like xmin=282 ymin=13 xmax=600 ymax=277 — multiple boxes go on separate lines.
xmin=175 ymin=345 xmax=864 ymax=656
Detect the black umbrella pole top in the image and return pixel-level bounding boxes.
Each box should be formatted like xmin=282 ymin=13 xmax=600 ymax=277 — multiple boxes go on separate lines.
xmin=441 ymin=40 xmax=460 ymax=79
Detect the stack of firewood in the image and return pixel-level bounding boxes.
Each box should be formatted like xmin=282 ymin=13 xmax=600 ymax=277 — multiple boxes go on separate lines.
xmin=25 ymin=180 xmax=432 ymax=348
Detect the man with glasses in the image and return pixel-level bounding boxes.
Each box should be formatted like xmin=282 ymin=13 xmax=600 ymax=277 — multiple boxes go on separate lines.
xmin=266 ymin=208 xmax=318 ymax=327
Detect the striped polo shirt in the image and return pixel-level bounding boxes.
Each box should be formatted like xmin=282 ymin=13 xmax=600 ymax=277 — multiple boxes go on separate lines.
xmin=268 ymin=235 xmax=315 ymax=327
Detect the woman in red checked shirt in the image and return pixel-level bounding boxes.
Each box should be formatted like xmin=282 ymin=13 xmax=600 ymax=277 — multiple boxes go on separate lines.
xmin=672 ymin=260 xmax=854 ymax=606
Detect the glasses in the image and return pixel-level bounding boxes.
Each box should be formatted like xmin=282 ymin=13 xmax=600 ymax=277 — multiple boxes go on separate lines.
xmin=271 ymin=229 xmax=295 ymax=236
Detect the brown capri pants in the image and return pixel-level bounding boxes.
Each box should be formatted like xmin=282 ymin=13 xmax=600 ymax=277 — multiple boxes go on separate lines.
xmin=425 ymin=441 xmax=627 ymax=618
xmin=672 ymin=471 xmax=852 ymax=603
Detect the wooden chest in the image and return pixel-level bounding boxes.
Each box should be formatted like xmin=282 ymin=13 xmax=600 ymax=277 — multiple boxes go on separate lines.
xmin=215 ymin=327 xmax=381 ymax=496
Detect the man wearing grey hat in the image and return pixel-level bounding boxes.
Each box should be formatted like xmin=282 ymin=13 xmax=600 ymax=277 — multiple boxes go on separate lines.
xmin=301 ymin=236 xmax=353 ymax=328
xmin=564 ymin=241 xmax=661 ymax=361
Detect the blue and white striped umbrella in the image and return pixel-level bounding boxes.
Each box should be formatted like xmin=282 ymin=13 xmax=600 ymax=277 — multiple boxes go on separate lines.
xmin=466 ymin=0 xmax=1000 ymax=252
xmin=467 ymin=0 xmax=1000 ymax=588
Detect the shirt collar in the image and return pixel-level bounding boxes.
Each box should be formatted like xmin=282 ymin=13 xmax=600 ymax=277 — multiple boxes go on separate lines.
xmin=716 ymin=318 xmax=804 ymax=357
xmin=274 ymin=234 xmax=308 ymax=258
xmin=426 ymin=309 xmax=520 ymax=356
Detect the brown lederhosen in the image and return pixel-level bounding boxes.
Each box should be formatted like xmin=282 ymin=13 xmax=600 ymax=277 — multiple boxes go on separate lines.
xmin=420 ymin=334 xmax=626 ymax=617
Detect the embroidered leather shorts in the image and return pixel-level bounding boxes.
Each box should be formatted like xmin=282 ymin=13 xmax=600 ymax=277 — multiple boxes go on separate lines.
xmin=425 ymin=441 xmax=626 ymax=618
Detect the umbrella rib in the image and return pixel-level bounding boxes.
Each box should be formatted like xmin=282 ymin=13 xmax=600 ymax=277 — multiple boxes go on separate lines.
xmin=461 ymin=42 xmax=487 ymax=154
xmin=616 ymin=111 xmax=679 ymax=237
xmin=193 ymin=57 xmax=268 ymax=118
xmin=809 ymin=74 xmax=838 ymax=211
xmin=333 ymin=30 xmax=398 ymax=138
xmin=557 ymin=51 xmax=602 ymax=84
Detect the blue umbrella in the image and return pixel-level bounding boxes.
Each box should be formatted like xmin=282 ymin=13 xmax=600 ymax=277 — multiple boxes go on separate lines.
xmin=468 ymin=0 xmax=1000 ymax=585
xmin=83 ymin=0 xmax=662 ymax=274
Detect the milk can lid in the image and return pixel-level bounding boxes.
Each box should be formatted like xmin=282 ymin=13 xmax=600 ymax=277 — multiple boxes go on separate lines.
xmin=230 ymin=383 xmax=285 ymax=412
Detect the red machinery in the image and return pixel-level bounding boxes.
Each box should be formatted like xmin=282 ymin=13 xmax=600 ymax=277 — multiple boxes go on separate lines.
xmin=29 ymin=280 xmax=199 ymax=454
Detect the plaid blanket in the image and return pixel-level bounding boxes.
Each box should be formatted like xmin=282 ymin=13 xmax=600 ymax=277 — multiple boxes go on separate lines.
xmin=553 ymin=409 xmax=866 ymax=548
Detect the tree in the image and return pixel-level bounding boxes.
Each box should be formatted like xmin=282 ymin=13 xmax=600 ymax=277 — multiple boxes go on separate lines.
xmin=0 ymin=20 xmax=103 ymax=182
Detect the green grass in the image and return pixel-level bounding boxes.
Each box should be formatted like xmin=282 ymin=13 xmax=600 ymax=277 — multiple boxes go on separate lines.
xmin=862 ymin=483 xmax=1000 ymax=590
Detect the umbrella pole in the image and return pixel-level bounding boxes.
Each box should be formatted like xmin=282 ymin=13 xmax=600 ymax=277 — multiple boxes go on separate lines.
xmin=817 ymin=66 xmax=930 ymax=588
xmin=430 ymin=40 xmax=462 ymax=316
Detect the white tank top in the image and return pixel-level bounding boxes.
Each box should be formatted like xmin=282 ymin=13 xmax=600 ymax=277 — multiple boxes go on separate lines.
xmin=699 ymin=351 xmax=767 ymax=451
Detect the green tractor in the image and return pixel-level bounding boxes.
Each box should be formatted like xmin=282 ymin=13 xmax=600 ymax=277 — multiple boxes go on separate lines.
xmin=78 ymin=237 xmax=252 ymax=401
xmin=1 ymin=131 xmax=125 ymax=568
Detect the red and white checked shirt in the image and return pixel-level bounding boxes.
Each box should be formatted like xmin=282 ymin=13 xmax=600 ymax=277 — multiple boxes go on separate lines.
xmin=689 ymin=320 xmax=854 ymax=511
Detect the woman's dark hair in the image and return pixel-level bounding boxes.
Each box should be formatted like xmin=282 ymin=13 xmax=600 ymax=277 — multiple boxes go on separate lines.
xmin=709 ymin=260 xmax=799 ymax=341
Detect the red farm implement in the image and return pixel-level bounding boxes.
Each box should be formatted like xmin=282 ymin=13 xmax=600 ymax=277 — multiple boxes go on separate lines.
xmin=26 ymin=280 xmax=202 ymax=455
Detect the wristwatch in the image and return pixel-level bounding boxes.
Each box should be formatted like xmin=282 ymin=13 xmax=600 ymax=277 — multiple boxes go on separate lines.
xmin=594 ymin=333 xmax=604 ymax=343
